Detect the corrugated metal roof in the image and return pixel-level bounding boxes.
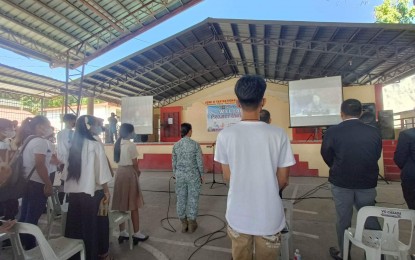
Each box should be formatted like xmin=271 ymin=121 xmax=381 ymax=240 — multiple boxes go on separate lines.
xmin=0 ymin=0 xmax=202 ymax=68
xmin=77 ymin=18 xmax=415 ymax=106
xmin=0 ymin=63 xmax=66 ymax=98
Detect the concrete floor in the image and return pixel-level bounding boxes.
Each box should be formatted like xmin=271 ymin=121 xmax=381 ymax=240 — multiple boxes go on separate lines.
xmin=1 ymin=172 xmax=411 ymax=260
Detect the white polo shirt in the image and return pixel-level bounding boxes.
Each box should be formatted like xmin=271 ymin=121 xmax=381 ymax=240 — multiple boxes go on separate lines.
xmin=117 ymin=139 xmax=138 ymax=166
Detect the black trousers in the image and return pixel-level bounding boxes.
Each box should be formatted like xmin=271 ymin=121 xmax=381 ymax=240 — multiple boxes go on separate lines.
xmin=1 ymin=199 xmax=18 ymax=220
xmin=65 ymin=190 xmax=109 ymax=260
xmin=402 ymin=181 xmax=415 ymax=210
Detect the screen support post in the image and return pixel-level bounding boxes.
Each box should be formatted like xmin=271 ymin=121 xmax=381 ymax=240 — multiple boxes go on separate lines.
xmin=306 ymin=127 xmax=320 ymax=142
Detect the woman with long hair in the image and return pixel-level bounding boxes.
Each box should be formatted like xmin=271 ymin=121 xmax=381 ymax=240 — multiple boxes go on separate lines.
xmin=112 ymin=123 xmax=148 ymax=245
xmin=64 ymin=115 xmax=113 ymax=260
xmin=172 ymin=123 xmax=204 ymax=233
xmin=17 ymin=115 xmax=54 ymax=250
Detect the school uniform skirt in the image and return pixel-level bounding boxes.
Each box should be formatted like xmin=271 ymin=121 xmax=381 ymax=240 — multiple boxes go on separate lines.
xmin=111 ymin=165 xmax=144 ymax=211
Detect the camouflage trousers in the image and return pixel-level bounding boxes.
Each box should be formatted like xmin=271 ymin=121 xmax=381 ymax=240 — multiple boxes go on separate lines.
xmin=175 ymin=177 xmax=201 ymax=220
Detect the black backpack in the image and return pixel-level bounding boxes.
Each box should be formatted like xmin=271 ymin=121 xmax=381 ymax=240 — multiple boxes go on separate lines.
xmin=0 ymin=136 xmax=38 ymax=202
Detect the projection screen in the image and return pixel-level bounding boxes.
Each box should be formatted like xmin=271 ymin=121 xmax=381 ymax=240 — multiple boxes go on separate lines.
xmin=121 ymin=96 xmax=153 ymax=134
xmin=289 ymin=76 xmax=343 ymax=127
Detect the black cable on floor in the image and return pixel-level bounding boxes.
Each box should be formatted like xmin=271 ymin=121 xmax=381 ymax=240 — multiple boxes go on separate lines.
xmin=159 ymin=177 xmax=228 ymax=260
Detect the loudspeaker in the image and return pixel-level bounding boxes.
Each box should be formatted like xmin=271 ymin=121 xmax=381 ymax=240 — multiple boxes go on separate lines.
xmin=133 ymin=134 xmax=149 ymax=143
xmin=360 ymin=103 xmax=376 ymax=125
xmin=378 ymin=110 xmax=395 ymax=139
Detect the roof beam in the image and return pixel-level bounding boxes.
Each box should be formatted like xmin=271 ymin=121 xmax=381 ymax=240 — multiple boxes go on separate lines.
xmin=215 ymin=35 xmax=415 ymax=62
xmin=0 ymin=26 xmax=61 ymax=63
xmin=138 ymin=62 xmax=233 ymax=96
xmin=155 ymin=75 xmax=237 ymax=107
xmin=68 ymin=0 xmax=203 ymax=68
xmin=78 ymin=0 xmax=125 ymax=33
xmin=228 ymin=59 xmax=359 ymax=80
xmin=364 ymin=55 xmax=415 ymax=85
xmin=0 ymin=87 xmax=50 ymax=99
xmin=88 ymin=36 xmax=215 ymax=90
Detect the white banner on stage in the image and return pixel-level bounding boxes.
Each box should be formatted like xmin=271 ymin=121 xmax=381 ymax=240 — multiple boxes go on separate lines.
xmin=206 ymin=104 xmax=241 ymax=132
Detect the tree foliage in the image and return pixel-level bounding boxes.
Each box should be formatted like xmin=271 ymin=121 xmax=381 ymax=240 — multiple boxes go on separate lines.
xmin=375 ymin=0 xmax=415 ymax=24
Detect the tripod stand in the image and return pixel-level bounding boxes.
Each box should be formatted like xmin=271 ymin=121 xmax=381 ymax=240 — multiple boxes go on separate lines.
xmin=205 ymin=143 xmax=226 ymax=189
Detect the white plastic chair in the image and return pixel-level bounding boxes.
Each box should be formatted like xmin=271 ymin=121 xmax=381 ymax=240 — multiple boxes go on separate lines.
xmin=343 ymin=206 xmax=415 ymax=260
xmin=109 ymin=211 xmax=133 ymax=250
xmin=9 ymin=222 xmax=85 ymax=260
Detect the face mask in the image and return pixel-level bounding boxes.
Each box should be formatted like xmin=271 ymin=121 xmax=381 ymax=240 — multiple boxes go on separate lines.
xmin=92 ymin=126 xmax=103 ymax=136
xmin=2 ymin=130 xmax=16 ymax=139
xmin=129 ymin=132 xmax=136 ymax=140
xmin=43 ymin=127 xmax=53 ymax=138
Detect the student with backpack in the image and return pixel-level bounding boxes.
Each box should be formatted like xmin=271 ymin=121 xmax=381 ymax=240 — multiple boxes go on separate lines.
xmin=15 ymin=115 xmax=54 ymax=250
xmin=64 ymin=115 xmax=113 ymax=260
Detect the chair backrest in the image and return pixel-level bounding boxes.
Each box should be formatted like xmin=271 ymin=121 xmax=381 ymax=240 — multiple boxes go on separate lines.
xmin=9 ymin=222 xmax=59 ymax=260
xmin=354 ymin=206 xmax=415 ymax=250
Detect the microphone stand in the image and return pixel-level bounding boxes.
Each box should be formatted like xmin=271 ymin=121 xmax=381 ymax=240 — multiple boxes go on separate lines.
xmin=205 ymin=143 xmax=226 ymax=189
xmin=378 ymin=173 xmax=389 ymax=184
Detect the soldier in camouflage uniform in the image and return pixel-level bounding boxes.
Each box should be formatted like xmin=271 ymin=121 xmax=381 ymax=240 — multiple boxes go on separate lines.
xmin=172 ymin=123 xmax=204 ymax=233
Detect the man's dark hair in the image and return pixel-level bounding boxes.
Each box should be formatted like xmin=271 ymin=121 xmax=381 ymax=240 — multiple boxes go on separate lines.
xmin=63 ymin=113 xmax=77 ymax=122
xmin=341 ymin=99 xmax=362 ymax=117
xmin=259 ymin=109 xmax=271 ymax=124
xmin=235 ymin=75 xmax=266 ymax=111
xmin=181 ymin=123 xmax=192 ymax=138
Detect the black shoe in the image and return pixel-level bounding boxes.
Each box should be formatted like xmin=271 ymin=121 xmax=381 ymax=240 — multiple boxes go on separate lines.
xmin=118 ymin=236 xmax=129 ymax=244
xmin=329 ymin=247 xmax=343 ymax=260
xmin=133 ymin=235 xmax=149 ymax=245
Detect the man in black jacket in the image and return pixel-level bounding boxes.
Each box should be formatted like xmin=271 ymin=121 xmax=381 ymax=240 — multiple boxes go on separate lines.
xmin=321 ymin=99 xmax=382 ymax=259
xmin=394 ymin=127 xmax=415 ymax=209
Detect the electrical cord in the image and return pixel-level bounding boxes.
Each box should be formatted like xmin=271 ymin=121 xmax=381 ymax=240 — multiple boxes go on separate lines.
xmin=158 ymin=176 xmax=228 ymax=260
xmin=145 ymin=177 xmax=407 ymax=259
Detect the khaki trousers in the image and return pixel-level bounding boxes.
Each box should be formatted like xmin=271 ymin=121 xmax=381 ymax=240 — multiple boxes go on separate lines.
xmin=227 ymin=225 xmax=281 ymax=260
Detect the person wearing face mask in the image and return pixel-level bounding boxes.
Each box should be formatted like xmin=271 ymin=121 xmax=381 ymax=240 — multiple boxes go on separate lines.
xmin=112 ymin=123 xmax=148 ymax=245
xmin=0 ymin=118 xmax=19 ymax=223
xmin=64 ymin=115 xmax=113 ymax=260
xmin=15 ymin=115 xmax=54 ymax=250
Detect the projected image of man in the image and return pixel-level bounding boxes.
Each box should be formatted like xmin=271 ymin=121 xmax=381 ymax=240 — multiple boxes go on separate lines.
xmin=303 ymin=94 xmax=329 ymax=115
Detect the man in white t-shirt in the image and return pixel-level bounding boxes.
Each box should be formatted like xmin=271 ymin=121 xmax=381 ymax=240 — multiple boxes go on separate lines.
xmin=215 ymin=75 xmax=296 ymax=260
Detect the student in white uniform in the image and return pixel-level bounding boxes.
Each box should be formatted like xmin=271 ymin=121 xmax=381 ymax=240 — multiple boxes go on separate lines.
xmin=46 ymin=128 xmax=61 ymax=184
xmin=15 ymin=115 xmax=53 ymax=250
xmin=112 ymin=123 xmax=148 ymax=245
xmin=56 ymin=114 xmax=77 ymax=179
xmin=64 ymin=115 xmax=113 ymax=260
